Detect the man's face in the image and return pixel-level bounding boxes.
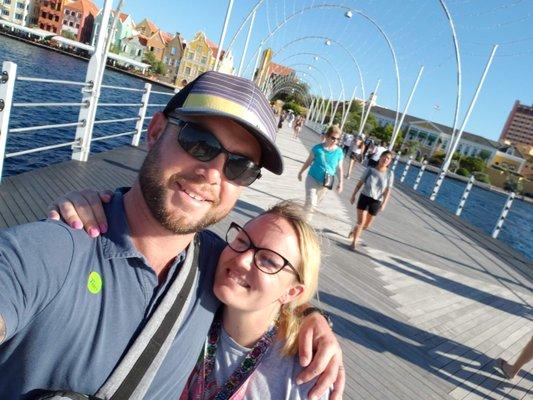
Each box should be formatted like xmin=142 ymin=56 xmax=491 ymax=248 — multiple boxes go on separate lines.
xmin=138 ymin=116 xmax=262 ymax=234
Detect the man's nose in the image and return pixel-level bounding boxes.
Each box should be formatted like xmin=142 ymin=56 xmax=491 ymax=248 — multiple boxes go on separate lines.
xmin=196 ymin=153 xmax=226 ymax=185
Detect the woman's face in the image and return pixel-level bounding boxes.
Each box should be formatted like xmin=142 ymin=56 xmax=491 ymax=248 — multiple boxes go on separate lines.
xmin=325 ymin=132 xmax=341 ymax=147
xmin=379 ymin=153 xmax=393 ymax=168
xmin=214 ymin=214 xmax=304 ymax=315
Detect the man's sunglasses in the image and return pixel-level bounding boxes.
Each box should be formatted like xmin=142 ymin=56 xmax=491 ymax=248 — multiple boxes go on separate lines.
xmin=168 ymin=119 xmax=262 ymax=186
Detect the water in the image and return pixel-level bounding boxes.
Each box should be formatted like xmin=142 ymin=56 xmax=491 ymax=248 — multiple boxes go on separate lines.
xmin=0 ymin=35 xmax=174 ymax=177
xmin=394 ymin=162 xmax=532 ymax=261
xmin=1 ymin=35 xmax=532 ymax=261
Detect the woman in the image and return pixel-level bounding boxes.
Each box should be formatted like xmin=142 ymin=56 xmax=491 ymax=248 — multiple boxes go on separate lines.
xmin=298 ymin=125 xmax=344 ymax=221
xmin=292 ymin=115 xmax=304 ymax=139
xmin=345 ymin=135 xmax=365 ymax=179
xmin=181 ymin=200 xmax=326 ymax=399
xmin=348 ymin=150 xmax=394 ymax=250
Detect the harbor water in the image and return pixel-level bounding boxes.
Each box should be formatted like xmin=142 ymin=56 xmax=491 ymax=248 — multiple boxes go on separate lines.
xmin=1 ymin=35 xmax=532 ymax=261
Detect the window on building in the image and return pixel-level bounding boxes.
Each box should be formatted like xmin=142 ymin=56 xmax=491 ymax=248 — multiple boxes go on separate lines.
xmin=1 ymin=10 xmax=9 ymax=16
xmin=55 ymin=15 xmax=59 ymax=21
xmin=75 ymin=23 xmax=79 ymax=28
xmin=201 ymin=56 xmax=207 ymax=64
xmin=69 ymin=21 xmax=73 ymax=26
xmin=170 ymin=47 xmax=176 ymax=55
xmin=41 ymin=11 xmax=46 ymax=17
xmin=77 ymin=12 xmax=81 ymax=18
xmin=65 ymin=10 xmax=69 ymax=15
xmin=52 ymin=27 xmax=56 ymax=33
xmin=185 ymin=66 xmax=191 ymax=75
xmin=16 ymin=2 xmax=24 ymax=9
xmin=43 ymin=1 xmax=49 ymax=6
xmin=187 ymin=52 xmax=193 ymax=60
xmin=136 ymin=49 xmax=142 ymax=57
xmin=4 ymin=0 xmax=11 ymax=4
xmin=15 ymin=13 xmax=22 ymax=19
xmin=62 ymin=20 xmax=67 ymax=25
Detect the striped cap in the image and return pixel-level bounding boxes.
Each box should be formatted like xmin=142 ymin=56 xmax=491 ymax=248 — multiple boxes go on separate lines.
xmin=163 ymin=71 xmax=283 ymax=175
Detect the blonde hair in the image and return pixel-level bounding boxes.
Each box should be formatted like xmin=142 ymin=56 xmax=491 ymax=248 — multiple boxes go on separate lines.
xmin=326 ymin=124 xmax=341 ymax=136
xmin=261 ymin=200 xmax=322 ymax=356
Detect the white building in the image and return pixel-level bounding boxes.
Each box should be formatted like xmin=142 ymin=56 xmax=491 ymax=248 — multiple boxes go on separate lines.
xmin=0 ymin=0 xmax=39 ymax=27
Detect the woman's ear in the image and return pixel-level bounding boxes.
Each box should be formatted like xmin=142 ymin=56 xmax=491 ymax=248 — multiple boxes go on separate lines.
xmin=146 ymin=112 xmax=168 ymax=148
xmin=279 ymin=284 xmax=305 ymax=305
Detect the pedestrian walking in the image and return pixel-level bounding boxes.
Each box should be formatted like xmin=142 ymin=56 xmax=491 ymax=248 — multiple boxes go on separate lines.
xmin=277 ymin=111 xmax=286 ymax=131
xmin=367 ymin=140 xmax=388 ymax=168
xmin=348 ymin=151 xmax=394 ymax=250
xmin=293 ymin=115 xmax=304 ymax=139
xmin=298 ymin=125 xmax=344 ymax=221
xmin=287 ymin=111 xmax=295 ymax=128
xmin=496 ymin=335 xmax=533 ymax=380
xmin=341 ymin=132 xmax=354 ymax=156
xmin=345 ymin=135 xmax=365 ymax=179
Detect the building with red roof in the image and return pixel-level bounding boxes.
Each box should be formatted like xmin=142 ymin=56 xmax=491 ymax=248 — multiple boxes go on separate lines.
xmin=61 ymin=0 xmax=99 ymax=43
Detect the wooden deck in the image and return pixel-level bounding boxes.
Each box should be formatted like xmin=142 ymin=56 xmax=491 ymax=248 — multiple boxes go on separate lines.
xmin=0 ymin=125 xmax=531 ymax=400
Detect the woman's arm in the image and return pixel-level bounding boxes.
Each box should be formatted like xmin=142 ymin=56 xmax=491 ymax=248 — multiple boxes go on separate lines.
xmin=350 ymin=180 xmax=363 ymax=204
xmin=336 ymin=159 xmax=344 ymax=194
xmin=381 ymin=187 xmax=392 ymax=211
xmin=298 ymin=152 xmax=315 ymax=181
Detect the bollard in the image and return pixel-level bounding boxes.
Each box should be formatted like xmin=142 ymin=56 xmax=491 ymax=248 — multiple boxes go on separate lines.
xmin=0 ymin=61 xmax=17 ymax=183
xmin=391 ymin=151 xmax=401 ymax=172
xmin=400 ymin=155 xmax=413 ymax=183
xmin=413 ymin=160 xmax=427 ymax=191
xmin=491 ymin=192 xmax=515 ymax=239
xmin=455 ymin=175 xmax=475 ymax=216
xmin=132 ymin=82 xmax=151 ymax=147
xmin=430 ymin=169 xmax=446 ymax=201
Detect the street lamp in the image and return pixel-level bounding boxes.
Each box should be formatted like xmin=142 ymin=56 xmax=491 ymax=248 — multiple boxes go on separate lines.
xmin=345 ymin=10 xmax=353 ymax=18
xmin=325 ymin=39 xmax=331 ymax=46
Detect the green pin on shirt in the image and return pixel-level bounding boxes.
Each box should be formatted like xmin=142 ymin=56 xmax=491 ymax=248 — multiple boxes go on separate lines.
xmin=87 ymin=271 xmax=103 ymax=294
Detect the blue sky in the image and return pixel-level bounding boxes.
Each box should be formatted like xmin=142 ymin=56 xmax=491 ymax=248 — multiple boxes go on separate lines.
xmin=97 ymin=0 xmax=533 ymax=141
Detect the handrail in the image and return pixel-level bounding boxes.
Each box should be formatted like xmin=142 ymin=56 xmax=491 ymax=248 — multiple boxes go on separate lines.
xmin=13 ymin=102 xmax=88 ymax=107
xmin=5 ymin=140 xmax=80 ymax=158
xmin=17 ymin=76 xmax=88 ymax=86
xmin=93 ymin=117 xmax=140 ymax=125
xmin=147 ymin=103 xmax=168 ymax=107
xmin=151 ymin=90 xmax=175 ymax=95
xmin=98 ymin=103 xmax=143 ymax=107
xmin=91 ymin=130 xmax=137 ymax=142
xmin=9 ymin=121 xmax=85 ymax=133
xmin=100 ymin=84 xmax=145 ymax=92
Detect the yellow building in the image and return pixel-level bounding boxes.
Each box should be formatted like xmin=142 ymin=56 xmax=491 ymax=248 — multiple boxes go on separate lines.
xmin=1 ymin=0 xmax=39 ymax=27
xmin=488 ymin=145 xmax=526 ymax=174
xmin=175 ymin=31 xmax=233 ymax=87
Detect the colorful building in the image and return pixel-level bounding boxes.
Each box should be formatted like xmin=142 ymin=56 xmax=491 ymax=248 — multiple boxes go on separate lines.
xmin=162 ymin=32 xmax=186 ymax=82
xmin=146 ymin=29 xmax=172 ymax=62
xmin=175 ymin=31 xmax=233 ymax=87
xmin=0 ymin=0 xmax=39 ymax=27
xmin=120 ymin=34 xmax=148 ymax=62
xmin=60 ymin=0 xmax=98 ymax=43
xmin=92 ymin=10 xmax=136 ymax=50
xmin=135 ymin=18 xmax=157 ymax=37
xmin=37 ymin=0 xmax=67 ymax=34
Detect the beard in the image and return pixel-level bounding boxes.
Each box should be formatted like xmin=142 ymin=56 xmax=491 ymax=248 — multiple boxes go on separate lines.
xmin=138 ymin=136 xmax=233 ymax=234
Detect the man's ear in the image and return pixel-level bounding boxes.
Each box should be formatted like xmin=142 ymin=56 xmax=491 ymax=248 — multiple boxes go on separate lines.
xmin=146 ymin=112 xmax=168 ymax=149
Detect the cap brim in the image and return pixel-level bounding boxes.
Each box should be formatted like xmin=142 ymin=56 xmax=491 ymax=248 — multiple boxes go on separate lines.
xmin=170 ymin=108 xmax=284 ymax=175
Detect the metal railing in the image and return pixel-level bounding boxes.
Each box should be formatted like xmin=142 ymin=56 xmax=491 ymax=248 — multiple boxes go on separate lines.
xmin=0 ymin=60 xmax=175 ymax=182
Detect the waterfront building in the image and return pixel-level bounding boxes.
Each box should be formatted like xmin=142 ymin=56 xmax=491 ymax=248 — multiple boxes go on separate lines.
xmin=0 ymin=0 xmax=39 ymax=27
xmin=162 ymin=32 xmax=186 ymax=82
xmin=92 ymin=10 xmax=136 ymax=50
xmin=254 ymin=48 xmax=294 ymax=89
xmin=500 ymin=100 xmax=533 ymax=147
xmin=174 ymin=31 xmax=233 ymax=87
xmin=135 ymin=17 xmax=157 ymax=37
xmin=145 ymin=29 xmax=172 ymax=62
xmin=60 ymin=0 xmax=98 ymax=43
xmin=371 ymin=105 xmax=526 ymax=173
xmin=37 ymin=0 xmax=67 ymax=34
xmin=120 ymin=34 xmax=148 ymax=62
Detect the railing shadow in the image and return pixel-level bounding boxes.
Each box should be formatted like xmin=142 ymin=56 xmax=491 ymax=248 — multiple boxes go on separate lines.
xmin=320 ymin=291 xmax=532 ymax=400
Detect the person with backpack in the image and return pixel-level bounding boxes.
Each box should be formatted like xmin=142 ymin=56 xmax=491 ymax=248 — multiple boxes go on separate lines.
xmin=348 ymin=151 xmax=394 ymax=250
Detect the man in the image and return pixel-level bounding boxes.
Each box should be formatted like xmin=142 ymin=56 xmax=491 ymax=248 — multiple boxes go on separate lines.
xmin=0 ymin=72 xmax=343 ymax=399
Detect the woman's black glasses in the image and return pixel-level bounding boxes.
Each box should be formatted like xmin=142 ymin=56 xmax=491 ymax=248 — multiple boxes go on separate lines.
xmin=169 ymin=119 xmax=262 ymax=186
xmin=225 ymin=222 xmax=302 ymax=282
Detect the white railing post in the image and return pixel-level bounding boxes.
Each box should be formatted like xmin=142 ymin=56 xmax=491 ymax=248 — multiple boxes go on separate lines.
xmin=132 ymin=83 xmax=151 ymax=146
xmin=455 ymin=174 xmax=475 ymax=216
xmin=391 ymin=151 xmax=401 ymax=173
xmin=71 ymin=0 xmax=114 ymax=162
xmin=413 ymin=160 xmax=427 ymax=190
xmin=0 ymin=61 xmax=17 ymax=183
xmin=400 ymin=155 xmax=413 ymax=183
xmin=491 ymin=192 xmax=515 ymax=238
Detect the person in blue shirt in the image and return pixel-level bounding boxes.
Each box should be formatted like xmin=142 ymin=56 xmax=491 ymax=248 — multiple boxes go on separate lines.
xmin=298 ymin=125 xmax=344 ymax=221
xmin=0 ymin=72 xmax=344 ymax=400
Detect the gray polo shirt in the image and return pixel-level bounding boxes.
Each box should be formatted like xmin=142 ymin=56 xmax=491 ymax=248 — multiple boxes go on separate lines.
xmin=0 ymin=189 xmax=224 ymax=399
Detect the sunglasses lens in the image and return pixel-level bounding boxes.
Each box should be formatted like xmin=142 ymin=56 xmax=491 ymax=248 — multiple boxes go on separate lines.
xmin=177 ymin=122 xmax=261 ymax=186
xmin=178 ymin=125 xmax=222 ymax=161
xmin=225 ymin=155 xmax=261 ymax=186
